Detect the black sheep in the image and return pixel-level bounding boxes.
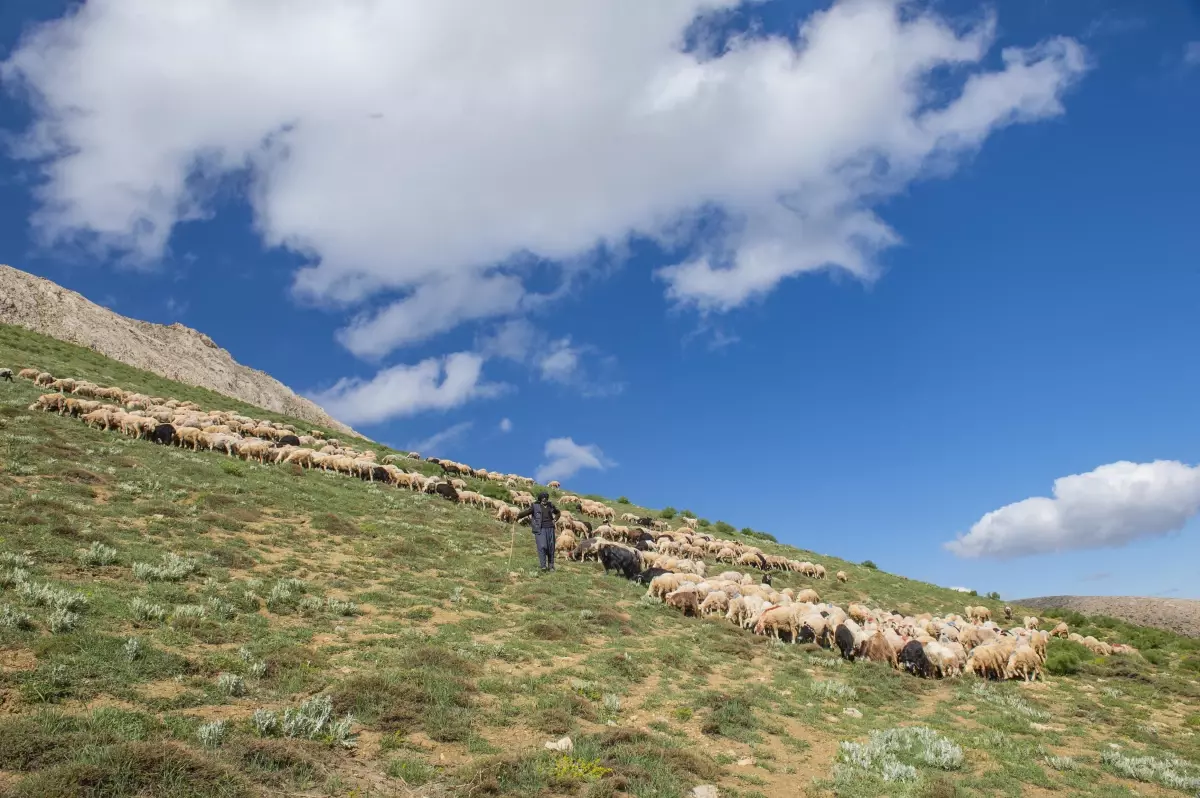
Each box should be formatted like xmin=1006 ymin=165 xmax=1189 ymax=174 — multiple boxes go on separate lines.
xmin=580 ymin=520 xmax=594 ymax=535
xmin=149 ymin=423 xmax=175 ymax=446
xmin=598 ymin=545 xmax=642 ymax=580
xmin=634 ymin=567 xmax=671 ymax=586
xmin=433 ymin=481 xmax=458 ymax=502
xmin=276 ymin=434 xmax=301 ymax=447
xmin=834 ymin=624 xmax=858 ymax=661
xmin=898 ymin=640 xmax=934 ymax=678
xmin=364 ymin=465 xmax=389 ymax=483
xmin=635 ymin=516 xmax=653 ymax=527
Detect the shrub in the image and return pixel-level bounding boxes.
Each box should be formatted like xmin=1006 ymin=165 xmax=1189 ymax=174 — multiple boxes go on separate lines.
xmin=132 ymin=553 xmax=198 ymax=582
xmin=1180 ymin=656 xmax=1200 ymax=674
xmin=123 ymin=638 xmax=142 ymax=662
xmin=713 ymin=521 xmax=736 ymax=536
xmin=617 ymin=496 xmax=630 ymax=504
xmin=479 ymin=482 xmax=513 ymax=504
xmin=0 ymin=605 xmax=35 ymax=630
xmin=681 ymin=509 xmax=696 ymax=518
xmin=219 ymin=461 xmax=245 ymax=477
xmin=837 ymin=726 xmax=964 ymax=783
xmin=1100 ymin=748 xmax=1200 ymax=791
xmin=47 ymin=607 xmax=80 ymax=634
xmin=131 ymin=598 xmax=167 ymax=623
xmin=659 ymin=507 xmax=677 ymax=520
xmin=78 ymin=542 xmax=118 ymax=567
xmin=861 ymin=560 xmax=878 ymax=570
xmin=698 ymin=518 xmax=710 ymax=528
xmin=986 ymin=591 xmax=1001 ymax=601
xmin=217 ymin=673 xmax=246 ymax=697
xmin=198 ymin=720 xmax=227 ymax=748
xmin=1143 ymin=649 xmax=1169 ymax=667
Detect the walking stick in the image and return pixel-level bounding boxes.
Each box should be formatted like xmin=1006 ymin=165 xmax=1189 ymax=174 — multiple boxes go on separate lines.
xmin=506 ymin=522 xmax=517 ymax=571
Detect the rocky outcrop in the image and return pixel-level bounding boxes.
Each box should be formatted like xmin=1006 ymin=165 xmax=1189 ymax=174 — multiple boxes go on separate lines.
xmin=0 ymin=264 xmax=360 ymax=437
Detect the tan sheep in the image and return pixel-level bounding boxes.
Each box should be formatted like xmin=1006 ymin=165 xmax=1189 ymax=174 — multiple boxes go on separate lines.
xmin=794 ymin=588 xmax=820 ymax=604
xmin=1049 ymin=622 xmax=1069 ymax=639
xmin=17 ymin=368 xmax=39 ymax=380
xmin=860 ymin=631 xmax=898 ymax=668
xmin=1023 ymin=616 xmax=1040 ymax=630
xmin=1005 ymin=645 xmax=1044 ymax=682
xmin=836 ymin=570 xmax=848 ymax=583
xmin=664 ymin=587 xmax=701 ymax=616
xmin=699 ymin=590 xmax=730 ymax=618
xmin=547 ymin=480 xmax=561 ymax=489
xmin=34 ymin=372 xmax=54 ymax=386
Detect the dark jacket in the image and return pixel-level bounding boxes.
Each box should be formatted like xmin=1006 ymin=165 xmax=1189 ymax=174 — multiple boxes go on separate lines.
xmin=517 ymin=500 xmax=559 ymax=532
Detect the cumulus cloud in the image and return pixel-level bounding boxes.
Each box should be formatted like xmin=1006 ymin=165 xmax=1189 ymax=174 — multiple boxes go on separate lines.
xmin=535 ymin=437 xmax=614 ymax=483
xmin=946 ymin=460 xmax=1200 ymax=559
xmin=308 ymin=352 xmax=504 ymax=426
xmin=539 ymin=339 xmax=582 ymax=383
xmin=3 ymin=0 xmax=1087 ymax=350
xmin=499 ymin=418 xmax=513 ymax=433
xmin=407 ymin=421 xmax=473 ymax=455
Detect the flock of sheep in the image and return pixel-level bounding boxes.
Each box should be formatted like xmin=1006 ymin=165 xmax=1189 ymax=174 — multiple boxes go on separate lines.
xmin=14 ymin=367 xmax=1136 ymax=684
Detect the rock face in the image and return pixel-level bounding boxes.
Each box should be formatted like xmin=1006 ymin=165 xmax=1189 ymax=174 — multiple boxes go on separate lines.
xmin=0 ymin=264 xmax=359 ymax=437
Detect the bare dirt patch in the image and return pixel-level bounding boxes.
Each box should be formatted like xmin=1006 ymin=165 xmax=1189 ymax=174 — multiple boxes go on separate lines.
xmin=1017 ymin=595 xmax=1200 ymax=637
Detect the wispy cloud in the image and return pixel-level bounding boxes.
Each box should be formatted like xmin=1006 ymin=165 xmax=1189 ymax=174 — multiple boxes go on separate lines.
xmin=308 ymin=352 xmax=506 ymax=426
xmin=1079 ymin=571 xmax=1113 ymax=583
xmin=1185 ymin=41 xmax=1200 ymax=67
xmin=407 ymin=421 xmax=473 ymax=455
xmin=946 ymin=460 xmax=1200 ymax=559
xmin=535 ymin=437 xmax=615 ymax=483
xmin=498 ymin=418 xmax=512 ymax=433
xmin=481 ymin=321 xmax=623 ymax=397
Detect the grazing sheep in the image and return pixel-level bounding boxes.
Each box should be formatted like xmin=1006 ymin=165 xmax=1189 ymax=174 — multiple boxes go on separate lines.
xmin=547 ymin=480 xmax=561 ymax=489
xmin=756 ymin=606 xmax=800 ymax=642
xmin=1049 ymin=622 xmax=1069 ymax=639
xmin=860 ymin=632 xmax=899 ymax=669
xmin=598 ymin=545 xmax=641 ymax=580
xmin=34 ymin=372 xmax=54 ymax=386
xmin=898 ymin=640 xmax=934 ymax=678
xmin=150 ymin=423 xmax=176 ymax=446
xmin=835 ymin=623 xmax=860 ymax=660
xmin=794 ymin=588 xmax=820 ymax=604
xmin=699 ymin=590 xmax=730 ymax=618
xmin=665 ymin=586 xmax=701 ymax=616
xmin=1003 ymin=605 xmax=1013 ymax=621
xmin=1023 ymin=616 xmax=1039 ymax=630
xmin=17 ymin=368 xmax=39 ymax=380
xmin=1005 ymin=645 xmax=1043 ymax=682
xmin=836 ymin=570 xmax=848 ymax=583
xmin=966 ymin=644 xmax=1007 ymax=680
xmin=496 ymin=504 xmax=519 ymax=523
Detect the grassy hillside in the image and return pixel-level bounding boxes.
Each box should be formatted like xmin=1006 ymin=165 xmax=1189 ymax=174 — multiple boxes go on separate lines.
xmin=2 ymin=322 xmax=1200 ymax=798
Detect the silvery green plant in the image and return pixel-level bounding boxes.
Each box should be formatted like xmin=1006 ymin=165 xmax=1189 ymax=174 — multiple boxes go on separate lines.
xmin=810 ymin=680 xmax=857 ymax=700
xmin=0 ymin=604 xmax=34 ymax=630
xmin=48 ymin=607 xmax=80 ymax=634
xmin=247 ymin=660 xmax=268 ymax=679
xmin=0 ymin=553 xmax=33 ymax=569
xmin=132 ymin=553 xmax=198 ymax=582
xmin=131 ymin=598 xmax=167 ymax=622
xmin=252 ymin=709 xmax=279 ymax=736
xmin=217 ymin=673 xmax=245 ymax=697
xmin=171 ymin=604 xmax=206 ymax=625
xmin=326 ymin=598 xmax=358 ymax=616
xmin=298 ymin=596 xmax=324 ymax=615
xmin=78 ymin=542 xmax=118 ymax=567
xmin=1101 ymin=748 xmax=1200 ymax=791
xmin=198 ymin=720 xmax=227 ymax=748
xmin=837 ymin=726 xmax=964 ymax=783
xmin=124 ymin=637 xmax=142 ymax=662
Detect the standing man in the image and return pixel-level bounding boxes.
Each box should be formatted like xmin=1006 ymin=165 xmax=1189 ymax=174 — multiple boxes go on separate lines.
xmin=516 ymin=491 xmax=560 ymax=572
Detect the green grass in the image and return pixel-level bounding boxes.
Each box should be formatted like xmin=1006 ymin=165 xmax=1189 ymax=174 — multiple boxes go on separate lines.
xmin=3 ymin=320 xmax=1200 ymax=797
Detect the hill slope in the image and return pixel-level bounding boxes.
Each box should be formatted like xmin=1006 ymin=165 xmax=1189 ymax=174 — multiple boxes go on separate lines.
xmin=3 ymin=324 xmax=1200 ymax=798
xmin=1017 ymin=596 xmax=1200 ymax=639
xmin=0 ymin=264 xmax=358 ymax=437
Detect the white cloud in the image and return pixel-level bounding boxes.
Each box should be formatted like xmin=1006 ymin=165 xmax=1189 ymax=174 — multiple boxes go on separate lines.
xmin=535 ymin=437 xmax=614 ymax=483
xmin=407 ymin=421 xmax=473 ymax=455
xmin=945 ymin=460 xmax=1200 ymax=559
xmin=480 ymin=321 xmax=622 ymax=396
xmin=3 ymin=0 xmax=1087 ymax=348
xmin=539 ymin=339 xmax=582 ymax=384
xmin=307 ymin=352 xmax=504 ymax=426
xmin=1185 ymin=41 xmax=1200 ymax=66
xmin=499 ymin=417 xmax=513 ymax=433
xmin=337 ymin=273 xmax=525 ymax=359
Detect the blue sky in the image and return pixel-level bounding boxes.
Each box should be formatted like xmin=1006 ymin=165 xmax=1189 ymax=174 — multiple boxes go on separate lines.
xmin=2 ymin=1 xmax=1199 ymax=600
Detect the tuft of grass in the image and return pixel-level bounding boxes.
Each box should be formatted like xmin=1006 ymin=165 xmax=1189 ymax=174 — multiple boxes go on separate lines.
xmin=837 ymin=726 xmax=964 ymax=783
xmin=133 ymin=553 xmax=199 ymax=582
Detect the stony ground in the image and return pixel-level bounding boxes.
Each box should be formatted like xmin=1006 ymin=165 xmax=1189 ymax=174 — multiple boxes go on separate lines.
xmin=1017 ymin=597 xmax=1200 ymax=639
xmin=3 ymin=322 xmax=1200 ymax=798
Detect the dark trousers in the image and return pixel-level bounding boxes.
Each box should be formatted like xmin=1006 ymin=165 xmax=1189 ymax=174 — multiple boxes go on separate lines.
xmin=533 ymin=528 xmax=556 ymax=569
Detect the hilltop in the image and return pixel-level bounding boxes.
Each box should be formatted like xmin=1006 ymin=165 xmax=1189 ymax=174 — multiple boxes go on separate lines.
xmin=0 ymin=265 xmax=358 ymax=438
xmin=2 ymin=321 xmax=1200 ymax=798
xmin=1017 ymin=596 xmax=1200 ymax=639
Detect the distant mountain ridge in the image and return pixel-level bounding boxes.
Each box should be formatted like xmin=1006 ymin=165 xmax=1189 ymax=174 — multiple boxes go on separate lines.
xmin=1016 ymin=595 xmax=1200 ymax=638
xmin=0 ymin=263 xmax=360 ymax=438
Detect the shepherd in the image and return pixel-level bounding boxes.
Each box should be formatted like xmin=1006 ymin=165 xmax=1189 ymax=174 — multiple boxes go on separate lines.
xmin=516 ymin=491 xmax=561 ymax=572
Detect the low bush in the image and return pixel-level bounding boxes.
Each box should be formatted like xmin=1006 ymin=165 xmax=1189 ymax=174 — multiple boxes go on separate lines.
xmin=1044 ymin=640 xmax=1093 ymax=676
